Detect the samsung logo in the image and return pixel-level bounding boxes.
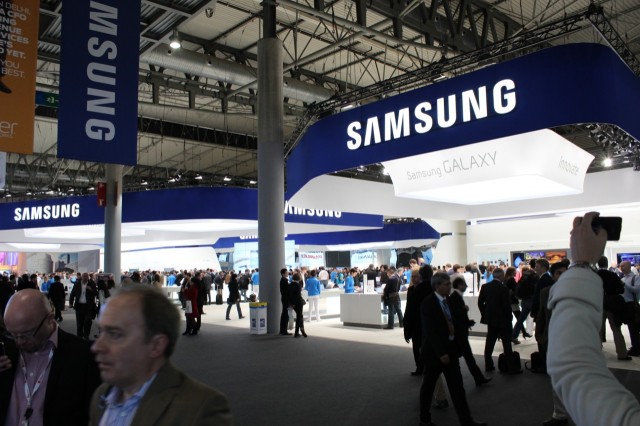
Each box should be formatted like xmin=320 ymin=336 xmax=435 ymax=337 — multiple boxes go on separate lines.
xmin=284 ymin=201 xmax=342 ymax=218
xmin=346 ymin=79 xmax=517 ymax=150
xmin=14 ymin=203 xmax=80 ymax=222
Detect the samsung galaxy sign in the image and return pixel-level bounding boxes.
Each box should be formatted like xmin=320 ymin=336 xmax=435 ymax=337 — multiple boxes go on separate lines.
xmin=14 ymin=203 xmax=81 ymax=222
xmin=346 ymin=79 xmax=516 ymax=150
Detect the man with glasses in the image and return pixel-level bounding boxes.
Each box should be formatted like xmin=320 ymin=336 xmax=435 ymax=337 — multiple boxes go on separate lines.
xmin=0 ymin=289 xmax=101 ymax=425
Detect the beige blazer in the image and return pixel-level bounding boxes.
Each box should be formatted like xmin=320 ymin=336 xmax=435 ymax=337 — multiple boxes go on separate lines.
xmin=90 ymin=362 xmax=233 ymax=426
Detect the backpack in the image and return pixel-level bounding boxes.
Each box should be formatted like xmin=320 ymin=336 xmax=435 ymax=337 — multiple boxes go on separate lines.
xmin=516 ymin=272 xmax=536 ymax=299
xmin=238 ymin=275 xmax=249 ymax=290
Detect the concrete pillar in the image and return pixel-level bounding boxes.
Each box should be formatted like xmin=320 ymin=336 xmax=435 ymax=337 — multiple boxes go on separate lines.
xmin=257 ymin=2 xmax=285 ymax=334
xmin=104 ymin=164 xmax=123 ymax=285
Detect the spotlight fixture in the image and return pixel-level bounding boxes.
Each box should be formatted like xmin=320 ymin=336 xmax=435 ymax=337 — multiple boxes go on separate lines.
xmin=88 ymin=186 xmax=95 ymax=191
xmin=141 ymin=180 xmax=148 ymax=186
xmin=169 ymin=29 xmax=182 ymax=49
xmin=194 ymin=174 xmax=203 ymax=180
xmin=249 ymin=180 xmax=257 ymax=185
xmin=168 ymin=177 xmax=176 ymax=183
xmin=603 ymin=157 xmax=612 ymax=167
xmin=223 ymin=176 xmax=232 ymax=182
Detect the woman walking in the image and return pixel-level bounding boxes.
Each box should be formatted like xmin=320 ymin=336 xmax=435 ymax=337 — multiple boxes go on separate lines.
xmin=226 ymin=272 xmax=245 ymax=320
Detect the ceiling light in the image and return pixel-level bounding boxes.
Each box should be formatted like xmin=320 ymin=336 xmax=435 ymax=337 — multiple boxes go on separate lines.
xmin=603 ymin=157 xmax=613 ymax=167
xmin=4 ymin=193 xmax=11 ymax=198
xmin=168 ymin=177 xmax=176 ymax=183
xmin=141 ymin=180 xmax=148 ymax=186
xmin=169 ymin=29 xmax=181 ymax=49
xmin=249 ymin=180 xmax=257 ymax=185
xmin=223 ymin=176 xmax=231 ymax=182
xmin=87 ymin=186 xmax=95 ymax=191
xmin=194 ymin=175 xmax=203 ymax=180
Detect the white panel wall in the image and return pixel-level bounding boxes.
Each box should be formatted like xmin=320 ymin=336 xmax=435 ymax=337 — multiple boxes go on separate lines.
xmin=101 ymin=246 xmax=221 ymax=272
xmin=466 ymin=210 xmax=640 ymax=265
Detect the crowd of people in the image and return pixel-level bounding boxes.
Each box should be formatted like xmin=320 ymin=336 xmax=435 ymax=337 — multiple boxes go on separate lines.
xmin=1 ymin=212 xmax=639 ymax=425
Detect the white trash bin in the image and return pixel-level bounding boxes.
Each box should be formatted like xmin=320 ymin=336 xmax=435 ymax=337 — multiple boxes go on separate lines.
xmin=249 ymin=302 xmax=267 ymax=334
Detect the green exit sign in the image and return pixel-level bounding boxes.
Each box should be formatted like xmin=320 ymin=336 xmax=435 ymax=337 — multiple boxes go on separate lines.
xmin=35 ymin=91 xmax=59 ymax=108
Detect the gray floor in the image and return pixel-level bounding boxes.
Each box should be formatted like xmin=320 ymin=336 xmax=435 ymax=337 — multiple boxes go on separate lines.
xmin=59 ymin=303 xmax=640 ymax=426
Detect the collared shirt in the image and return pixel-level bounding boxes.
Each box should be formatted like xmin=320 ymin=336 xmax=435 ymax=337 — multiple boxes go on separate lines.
xmin=79 ymin=282 xmax=88 ymax=304
xmin=622 ymin=272 xmax=640 ymax=303
xmin=6 ymin=327 xmax=59 ymax=426
xmin=98 ymin=373 xmax=157 ymax=426
xmin=435 ymin=293 xmax=455 ymax=341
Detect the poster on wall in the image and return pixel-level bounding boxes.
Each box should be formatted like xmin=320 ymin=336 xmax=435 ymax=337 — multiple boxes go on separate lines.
xmin=351 ymin=250 xmax=376 ymax=269
xmin=0 ymin=0 xmax=39 ymax=154
xmin=298 ymin=251 xmax=324 ymax=269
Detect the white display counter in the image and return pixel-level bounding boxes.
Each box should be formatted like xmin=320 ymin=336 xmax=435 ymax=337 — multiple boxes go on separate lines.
xmin=301 ymin=288 xmax=342 ymax=319
xmin=339 ymin=292 xmax=407 ymax=329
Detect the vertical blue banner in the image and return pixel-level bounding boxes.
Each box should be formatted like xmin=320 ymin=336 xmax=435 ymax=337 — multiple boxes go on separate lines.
xmin=57 ymin=0 xmax=140 ymax=165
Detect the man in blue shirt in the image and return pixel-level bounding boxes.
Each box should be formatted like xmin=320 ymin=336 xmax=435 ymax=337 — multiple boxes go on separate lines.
xmin=305 ymin=270 xmax=322 ymax=321
xmin=251 ymin=268 xmax=260 ymax=297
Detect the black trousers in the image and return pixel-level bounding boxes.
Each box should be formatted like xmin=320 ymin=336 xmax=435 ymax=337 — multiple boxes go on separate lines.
xmin=226 ymin=300 xmax=243 ymax=319
xmin=411 ymin=329 xmax=423 ymax=372
xmin=458 ymin=335 xmax=485 ymax=384
xmin=484 ymin=325 xmax=513 ymax=369
xmin=74 ymin=304 xmax=93 ymax=339
xmin=420 ymin=353 xmax=473 ymax=424
xmin=280 ymin=300 xmax=289 ymax=333
xmin=293 ymin=304 xmax=305 ymax=335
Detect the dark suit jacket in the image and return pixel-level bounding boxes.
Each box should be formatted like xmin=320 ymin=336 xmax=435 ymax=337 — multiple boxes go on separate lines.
xmin=420 ymin=293 xmax=460 ymax=364
xmin=403 ymin=282 xmax=432 ymax=341
xmin=448 ymin=290 xmax=473 ymax=339
xmin=478 ymin=279 xmax=512 ymax=329
xmin=69 ymin=280 xmax=98 ymax=311
xmin=0 ymin=328 xmax=101 ymax=426
xmin=531 ymin=273 xmax=554 ymax=318
xmin=0 ymin=281 xmax=15 ymax=315
xmin=48 ymin=281 xmax=66 ymax=310
xmin=90 ymin=362 xmax=233 ymax=426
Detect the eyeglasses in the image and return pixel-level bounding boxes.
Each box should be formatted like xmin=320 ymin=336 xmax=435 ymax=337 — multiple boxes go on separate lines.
xmin=5 ymin=313 xmax=50 ymax=341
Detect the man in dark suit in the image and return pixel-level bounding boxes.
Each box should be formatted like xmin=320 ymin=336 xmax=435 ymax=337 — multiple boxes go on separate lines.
xmin=0 ymin=289 xmax=101 ymax=426
xmin=449 ymin=276 xmax=491 ymax=387
xmin=279 ymin=268 xmax=292 ymax=335
xmin=90 ymin=285 xmax=233 ymax=425
xmin=477 ymin=267 xmax=513 ymax=372
xmin=419 ymin=272 xmax=486 ymax=426
xmin=531 ymin=258 xmax=554 ymax=320
xmin=69 ymin=272 xmax=98 ymax=339
xmin=48 ymin=275 xmax=66 ymax=322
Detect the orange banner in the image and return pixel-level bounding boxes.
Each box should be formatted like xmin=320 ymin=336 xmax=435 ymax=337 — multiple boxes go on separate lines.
xmin=0 ymin=0 xmax=39 ymax=154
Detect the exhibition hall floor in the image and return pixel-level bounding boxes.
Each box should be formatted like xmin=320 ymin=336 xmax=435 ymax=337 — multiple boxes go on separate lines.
xmin=60 ymin=304 xmax=640 ymax=426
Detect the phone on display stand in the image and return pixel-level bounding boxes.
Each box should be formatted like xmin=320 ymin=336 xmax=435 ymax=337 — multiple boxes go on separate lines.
xmin=592 ymin=216 xmax=622 ymax=241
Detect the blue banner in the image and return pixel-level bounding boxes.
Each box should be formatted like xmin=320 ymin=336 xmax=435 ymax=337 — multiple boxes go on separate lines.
xmin=213 ymin=221 xmax=438 ymax=249
xmin=0 ymin=187 xmax=383 ymax=231
xmin=57 ymin=0 xmax=140 ymax=165
xmin=287 ymin=43 xmax=640 ymax=197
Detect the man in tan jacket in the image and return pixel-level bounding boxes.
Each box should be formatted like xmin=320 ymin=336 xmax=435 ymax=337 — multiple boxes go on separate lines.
xmin=89 ymin=285 xmax=233 ymax=426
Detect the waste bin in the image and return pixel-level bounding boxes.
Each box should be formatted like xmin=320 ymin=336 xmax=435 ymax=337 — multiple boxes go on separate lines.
xmin=249 ymin=302 xmax=267 ymax=334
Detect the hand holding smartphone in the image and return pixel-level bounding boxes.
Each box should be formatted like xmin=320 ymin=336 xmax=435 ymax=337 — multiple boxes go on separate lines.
xmin=591 ymin=216 xmax=622 ymax=241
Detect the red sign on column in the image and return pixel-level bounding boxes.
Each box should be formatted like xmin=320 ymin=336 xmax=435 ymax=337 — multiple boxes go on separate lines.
xmin=97 ymin=182 xmax=106 ymax=207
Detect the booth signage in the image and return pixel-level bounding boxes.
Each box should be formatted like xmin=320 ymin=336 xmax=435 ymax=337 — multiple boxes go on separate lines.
xmin=287 ymin=43 xmax=640 ymax=199
xmin=0 ymin=0 xmax=39 ymax=155
xmin=382 ymin=129 xmax=595 ymax=205
xmin=57 ymin=0 xmax=140 ymax=165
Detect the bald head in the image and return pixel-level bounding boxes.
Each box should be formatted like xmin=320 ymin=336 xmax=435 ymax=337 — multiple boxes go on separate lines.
xmin=4 ymin=289 xmax=55 ymax=353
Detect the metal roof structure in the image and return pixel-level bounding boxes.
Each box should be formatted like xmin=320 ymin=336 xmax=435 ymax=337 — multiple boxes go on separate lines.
xmin=3 ymin=0 xmax=640 ymax=200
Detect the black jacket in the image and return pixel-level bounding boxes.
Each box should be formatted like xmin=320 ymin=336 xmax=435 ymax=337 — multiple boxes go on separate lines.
xmin=420 ymin=293 xmax=460 ymax=363
xmin=0 ymin=329 xmax=101 ymax=426
xmin=478 ymin=279 xmax=512 ymax=328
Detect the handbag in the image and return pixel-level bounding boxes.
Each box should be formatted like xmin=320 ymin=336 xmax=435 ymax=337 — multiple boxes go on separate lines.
xmin=185 ymin=300 xmax=193 ymax=314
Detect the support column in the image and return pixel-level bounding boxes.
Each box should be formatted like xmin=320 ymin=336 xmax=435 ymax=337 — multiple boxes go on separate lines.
xmin=428 ymin=219 xmax=468 ymax=268
xmin=104 ymin=164 xmax=123 ymax=285
xmin=258 ymin=1 xmax=285 ymax=334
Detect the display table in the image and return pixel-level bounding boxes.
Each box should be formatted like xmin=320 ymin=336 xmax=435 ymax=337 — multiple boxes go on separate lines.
xmin=339 ymin=292 xmax=407 ymax=329
xmin=301 ymin=288 xmax=342 ymax=319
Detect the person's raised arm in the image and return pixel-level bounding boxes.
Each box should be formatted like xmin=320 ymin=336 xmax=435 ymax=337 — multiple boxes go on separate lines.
xmin=547 ymin=212 xmax=640 ymax=426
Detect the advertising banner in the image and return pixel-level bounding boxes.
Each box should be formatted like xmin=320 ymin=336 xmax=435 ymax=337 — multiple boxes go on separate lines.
xmin=58 ymin=0 xmax=140 ymax=165
xmin=287 ymin=43 xmax=640 ymax=198
xmin=0 ymin=0 xmax=39 ymax=154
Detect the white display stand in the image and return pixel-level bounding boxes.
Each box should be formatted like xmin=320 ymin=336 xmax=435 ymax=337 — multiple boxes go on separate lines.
xmin=339 ymin=293 xmax=407 ymax=329
xmin=249 ymin=302 xmax=267 ymax=334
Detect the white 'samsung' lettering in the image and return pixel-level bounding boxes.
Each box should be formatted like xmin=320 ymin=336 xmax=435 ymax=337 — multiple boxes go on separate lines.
xmin=14 ymin=203 xmax=81 ymax=222
xmin=346 ymin=79 xmax=517 ymax=150
xmin=86 ymin=1 xmax=118 ymax=142
xmin=284 ymin=201 xmax=342 ymax=218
